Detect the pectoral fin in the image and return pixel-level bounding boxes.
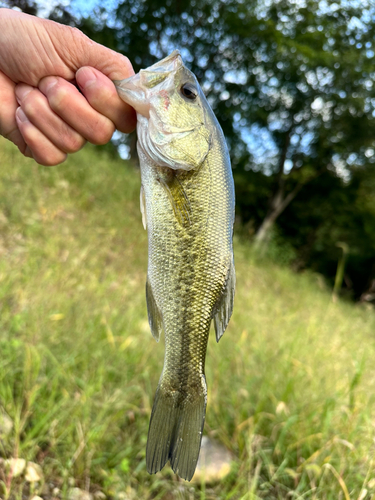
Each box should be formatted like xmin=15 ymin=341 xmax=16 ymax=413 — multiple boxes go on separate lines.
xmin=146 ymin=280 xmax=163 ymax=342
xmin=159 ymin=177 xmax=192 ymax=226
xmin=140 ymin=185 xmax=147 ymax=230
xmin=213 ymin=260 xmax=236 ymax=342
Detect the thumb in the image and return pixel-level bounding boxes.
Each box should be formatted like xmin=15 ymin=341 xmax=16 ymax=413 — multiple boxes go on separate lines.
xmin=40 ymin=16 xmax=135 ymax=81
xmin=80 ymin=39 xmax=135 ymax=81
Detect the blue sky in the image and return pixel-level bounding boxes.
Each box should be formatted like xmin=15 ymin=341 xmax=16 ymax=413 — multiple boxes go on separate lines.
xmin=69 ymin=0 xmax=118 ymax=18
xmin=11 ymin=0 xmax=119 ymax=19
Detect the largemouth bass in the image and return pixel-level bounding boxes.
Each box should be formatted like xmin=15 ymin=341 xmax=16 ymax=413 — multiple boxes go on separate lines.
xmin=115 ymin=51 xmax=235 ymax=481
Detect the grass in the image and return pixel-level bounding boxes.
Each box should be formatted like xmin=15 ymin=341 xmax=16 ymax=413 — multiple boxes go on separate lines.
xmin=1 ymin=136 xmax=375 ymax=499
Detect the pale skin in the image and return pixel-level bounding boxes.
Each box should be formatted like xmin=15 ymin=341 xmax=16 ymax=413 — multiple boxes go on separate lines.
xmin=0 ymin=8 xmax=137 ymax=166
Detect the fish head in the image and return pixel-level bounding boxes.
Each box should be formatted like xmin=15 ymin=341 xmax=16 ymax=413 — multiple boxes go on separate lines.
xmin=115 ymin=51 xmax=212 ymax=171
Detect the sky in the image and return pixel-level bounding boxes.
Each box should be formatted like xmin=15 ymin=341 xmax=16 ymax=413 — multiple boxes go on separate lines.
xmin=0 ymin=0 xmax=118 ymax=18
xmin=37 ymin=0 xmax=118 ymax=18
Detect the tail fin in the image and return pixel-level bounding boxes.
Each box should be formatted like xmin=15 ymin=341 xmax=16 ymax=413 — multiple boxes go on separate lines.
xmin=146 ymin=376 xmax=207 ymax=481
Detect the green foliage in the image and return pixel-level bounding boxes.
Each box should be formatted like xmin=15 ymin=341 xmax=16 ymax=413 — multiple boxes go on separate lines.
xmin=49 ymin=0 xmax=375 ymax=168
xmin=2 ymin=0 xmax=38 ymax=15
xmin=275 ymin=167 xmax=375 ymax=299
xmin=2 ymin=139 xmax=375 ymax=498
xmin=254 ymin=225 xmax=297 ymax=267
xmin=44 ymin=0 xmax=375 ymax=297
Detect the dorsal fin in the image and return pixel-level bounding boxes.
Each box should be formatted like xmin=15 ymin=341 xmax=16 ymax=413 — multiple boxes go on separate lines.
xmin=213 ymin=259 xmax=236 ymax=342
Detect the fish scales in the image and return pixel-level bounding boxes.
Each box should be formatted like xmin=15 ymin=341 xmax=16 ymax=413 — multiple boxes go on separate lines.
xmin=115 ymin=51 xmax=235 ymax=481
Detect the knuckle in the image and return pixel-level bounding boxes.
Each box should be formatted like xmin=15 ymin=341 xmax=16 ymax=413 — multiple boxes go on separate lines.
xmin=48 ymin=84 xmax=70 ymax=113
xmin=63 ymin=132 xmax=86 ymax=154
xmin=37 ymin=150 xmax=67 ymax=167
xmin=97 ymin=85 xmax=114 ymax=105
xmin=66 ymin=27 xmax=89 ymax=56
xmin=22 ymin=91 xmax=44 ymax=121
xmin=20 ymin=125 xmax=67 ymax=166
xmin=70 ymin=26 xmax=86 ymax=38
xmin=125 ymin=60 xmax=134 ymax=77
xmin=21 ymin=124 xmax=39 ymax=147
xmin=120 ymin=55 xmax=134 ymax=77
xmin=90 ymin=121 xmax=114 ymax=145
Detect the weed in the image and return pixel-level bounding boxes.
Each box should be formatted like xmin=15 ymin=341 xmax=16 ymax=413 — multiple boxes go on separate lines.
xmin=1 ymin=138 xmax=375 ymax=498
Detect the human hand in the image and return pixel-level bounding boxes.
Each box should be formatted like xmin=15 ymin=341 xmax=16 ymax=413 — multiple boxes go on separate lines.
xmin=0 ymin=8 xmax=136 ymax=165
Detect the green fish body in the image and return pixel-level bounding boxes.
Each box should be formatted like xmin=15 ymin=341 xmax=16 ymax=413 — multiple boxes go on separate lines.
xmin=115 ymin=51 xmax=235 ymax=481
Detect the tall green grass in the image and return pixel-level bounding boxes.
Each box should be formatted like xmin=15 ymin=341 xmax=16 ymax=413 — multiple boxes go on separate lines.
xmin=1 ymin=137 xmax=375 ymax=499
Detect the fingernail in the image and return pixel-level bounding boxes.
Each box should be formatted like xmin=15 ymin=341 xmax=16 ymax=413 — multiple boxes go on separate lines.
xmin=77 ymin=67 xmax=97 ymax=90
xmin=16 ymin=107 xmax=29 ymax=123
xmin=40 ymin=76 xmax=58 ymax=94
xmin=15 ymin=85 xmax=32 ymax=105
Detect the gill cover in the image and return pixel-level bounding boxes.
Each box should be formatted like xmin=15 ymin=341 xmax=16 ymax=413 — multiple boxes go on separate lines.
xmin=115 ymin=51 xmax=211 ymax=171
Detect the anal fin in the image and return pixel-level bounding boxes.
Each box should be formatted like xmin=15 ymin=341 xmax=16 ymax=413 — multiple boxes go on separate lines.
xmin=213 ymin=259 xmax=236 ymax=342
xmin=146 ymin=280 xmax=163 ymax=342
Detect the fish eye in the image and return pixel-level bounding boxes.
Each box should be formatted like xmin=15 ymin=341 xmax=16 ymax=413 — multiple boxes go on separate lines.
xmin=180 ymin=83 xmax=197 ymax=101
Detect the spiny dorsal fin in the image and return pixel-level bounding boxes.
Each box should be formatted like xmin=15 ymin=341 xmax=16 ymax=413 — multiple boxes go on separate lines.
xmin=145 ymin=280 xmax=163 ymax=342
xmin=213 ymin=259 xmax=236 ymax=342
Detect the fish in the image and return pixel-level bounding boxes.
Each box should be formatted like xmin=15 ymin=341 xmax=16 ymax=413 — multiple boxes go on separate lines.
xmin=114 ymin=51 xmax=235 ymax=481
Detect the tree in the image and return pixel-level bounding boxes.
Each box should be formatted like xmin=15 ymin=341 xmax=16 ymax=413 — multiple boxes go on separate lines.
xmin=243 ymin=1 xmax=375 ymax=247
xmin=7 ymin=0 xmax=375 ymax=297
xmin=62 ymin=0 xmax=375 ymax=249
xmin=3 ymin=0 xmax=38 ymax=15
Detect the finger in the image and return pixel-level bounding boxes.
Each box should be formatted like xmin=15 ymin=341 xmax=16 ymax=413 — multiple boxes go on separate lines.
xmin=38 ymin=76 xmax=116 ymax=145
xmin=51 ymin=28 xmax=135 ymax=81
xmin=15 ymin=107 xmax=67 ymax=166
xmin=84 ymin=46 xmax=135 ymax=82
xmin=0 ymin=70 xmax=27 ymax=153
xmin=76 ymin=66 xmax=136 ymax=134
xmin=15 ymin=83 xmax=86 ymax=154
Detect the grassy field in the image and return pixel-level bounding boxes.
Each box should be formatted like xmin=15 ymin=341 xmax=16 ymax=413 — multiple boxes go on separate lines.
xmin=1 ymin=137 xmax=375 ymax=499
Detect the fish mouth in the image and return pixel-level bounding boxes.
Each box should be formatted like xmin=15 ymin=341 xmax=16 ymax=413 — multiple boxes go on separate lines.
xmin=114 ymin=73 xmax=150 ymax=118
xmin=114 ymin=51 xmax=183 ymax=118
xmin=143 ymin=50 xmax=182 ymax=73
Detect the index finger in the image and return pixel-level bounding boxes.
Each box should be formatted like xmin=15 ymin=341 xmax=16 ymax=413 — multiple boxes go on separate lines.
xmin=0 ymin=70 xmax=27 ymax=153
xmin=76 ymin=67 xmax=136 ymax=134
